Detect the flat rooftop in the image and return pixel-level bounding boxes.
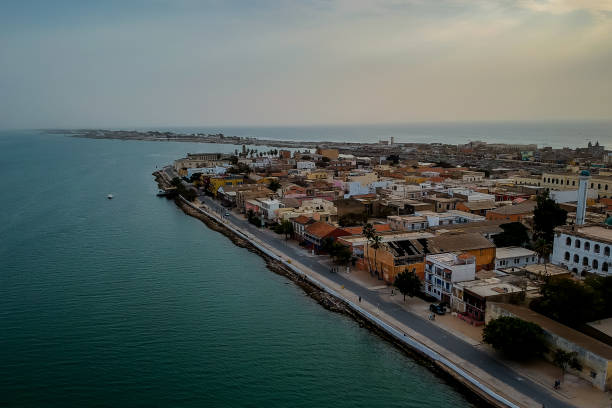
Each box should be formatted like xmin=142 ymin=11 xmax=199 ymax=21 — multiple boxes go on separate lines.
xmin=495 ymin=246 xmax=536 ymax=259
xmin=427 ymin=252 xmax=474 ymax=266
xmin=338 ymin=231 xmax=434 ymax=245
xmin=522 ymin=263 xmax=572 ymax=277
xmin=587 ymin=317 xmax=612 ymax=338
xmin=455 ymin=278 xmax=522 ymax=297
xmin=557 ymin=225 xmax=612 ymax=244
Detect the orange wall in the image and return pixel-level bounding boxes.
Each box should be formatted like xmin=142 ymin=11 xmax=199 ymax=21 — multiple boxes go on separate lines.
xmin=486 ymin=212 xmax=526 ymax=222
xmin=364 ymin=245 xmax=425 ymax=283
xmin=464 ymin=247 xmax=496 ymax=270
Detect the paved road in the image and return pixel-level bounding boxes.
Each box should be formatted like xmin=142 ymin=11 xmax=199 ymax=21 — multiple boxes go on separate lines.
xmin=193 ymin=194 xmax=576 ymax=408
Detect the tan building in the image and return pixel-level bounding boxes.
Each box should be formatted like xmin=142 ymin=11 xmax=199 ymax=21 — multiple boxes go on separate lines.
xmin=316 ymin=148 xmax=339 ymax=160
xmin=541 ymin=173 xmax=612 ymax=198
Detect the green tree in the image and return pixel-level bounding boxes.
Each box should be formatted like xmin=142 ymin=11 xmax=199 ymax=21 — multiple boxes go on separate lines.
xmin=533 ymin=238 xmax=552 ymax=265
xmin=552 ymin=349 xmax=582 ymax=374
xmin=483 ymin=316 xmax=548 ymax=359
xmin=394 ymin=270 xmax=422 ymax=301
xmin=268 ymin=180 xmax=281 ymax=192
xmin=280 ymin=220 xmax=293 ymax=239
xmin=493 ymin=222 xmax=530 ymax=247
xmin=533 ymin=191 xmax=567 ymax=244
xmin=584 ymin=275 xmax=612 ymax=319
xmin=386 ymin=154 xmax=400 ymax=165
xmin=530 ymin=278 xmax=602 ymax=327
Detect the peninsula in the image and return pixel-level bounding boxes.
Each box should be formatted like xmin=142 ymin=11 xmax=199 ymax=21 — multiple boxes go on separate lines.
xmin=152 ymin=141 xmax=612 ymax=408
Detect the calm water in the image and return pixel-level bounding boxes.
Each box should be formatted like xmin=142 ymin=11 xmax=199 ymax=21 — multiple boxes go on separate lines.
xmin=0 ymin=131 xmax=475 ymax=407
xmin=144 ymin=120 xmax=612 ymax=149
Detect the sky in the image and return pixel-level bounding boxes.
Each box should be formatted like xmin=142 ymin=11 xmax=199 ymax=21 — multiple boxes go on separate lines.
xmin=1 ymin=0 xmax=611 ymax=129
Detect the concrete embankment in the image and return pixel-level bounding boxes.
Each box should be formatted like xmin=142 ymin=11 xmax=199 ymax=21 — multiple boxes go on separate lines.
xmin=153 ymin=171 xmax=520 ymax=408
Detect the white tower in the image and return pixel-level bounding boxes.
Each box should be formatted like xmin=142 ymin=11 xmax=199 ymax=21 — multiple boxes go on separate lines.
xmin=576 ymin=170 xmax=589 ymax=226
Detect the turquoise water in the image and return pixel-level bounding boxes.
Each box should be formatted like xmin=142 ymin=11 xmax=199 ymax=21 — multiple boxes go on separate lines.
xmin=0 ymin=131 xmax=475 ymax=407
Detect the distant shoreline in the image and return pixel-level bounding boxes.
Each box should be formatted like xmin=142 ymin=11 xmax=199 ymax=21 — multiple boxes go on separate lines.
xmin=46 ymin=128 xmax=390 ymax=150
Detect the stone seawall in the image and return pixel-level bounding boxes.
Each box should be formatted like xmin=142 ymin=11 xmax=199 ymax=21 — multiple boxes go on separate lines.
xmin=153 ymin=170 xmax=517 ymax=408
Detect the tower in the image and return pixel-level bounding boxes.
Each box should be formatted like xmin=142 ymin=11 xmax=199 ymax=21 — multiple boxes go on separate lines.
xmin=576 ymin=170 xmax=589 ymax=226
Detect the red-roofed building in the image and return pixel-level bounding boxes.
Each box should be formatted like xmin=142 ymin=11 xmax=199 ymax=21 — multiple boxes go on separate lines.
xmin=291 ymin=215 xmax=315 ymax=242
xmin=342 ymin=224 xmax=391 ymax=235
xmin=303 ymin=222 xmax=350 ymax=252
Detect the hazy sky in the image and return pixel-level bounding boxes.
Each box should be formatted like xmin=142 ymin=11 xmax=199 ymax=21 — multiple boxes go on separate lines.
xmin=1 ymin=0 xmax=612 ymax=128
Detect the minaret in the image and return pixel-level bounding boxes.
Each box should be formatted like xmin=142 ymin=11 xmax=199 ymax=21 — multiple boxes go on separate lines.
xmin=576 ymin=170 xmax=589 ymax=226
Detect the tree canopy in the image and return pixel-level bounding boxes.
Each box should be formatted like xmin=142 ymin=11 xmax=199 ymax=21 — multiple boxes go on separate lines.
xmin=493 ymin=222 xmax=530 ymax=247
xmin=483 ymin=316 xmax=548 ymax=359
xmin=321 ymin=238 xmax=353 ymax=265
xmin=268 ymin=180 xmax=281 ymax=192
xmin=533 ymin=191 xmax=567 ymax=243
xmin=529 ymin=278 xmax=605 ymax=328
xmin=394 ymin=270 xmax=422 ymax=301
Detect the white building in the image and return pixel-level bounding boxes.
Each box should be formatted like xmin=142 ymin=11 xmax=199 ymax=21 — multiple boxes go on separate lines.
xmin=186 ymin=166 xmax=227 ymax=177
xmin=415 ymin=210 xmax=485 ymax=227
xmin=297 ymin=161 xmax=316 ymax=170
xmin=495 ymin=247 xmax=538 ymax=270
xmin=551 ymin=225 xmax=612 ymax=275
xmin=256 ymin=198 xmax=282 ymax=221
xmin=425 ymin=253 xmax=476 ymax=303
xmin=387 ymin=215 xmax=428 ymax=231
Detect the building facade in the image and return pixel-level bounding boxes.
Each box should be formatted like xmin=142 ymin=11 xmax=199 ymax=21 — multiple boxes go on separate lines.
xmin=424 ymin=253 xmax=476 ymax=303
xmin=551 ymin=225 xmax=612 ymax=275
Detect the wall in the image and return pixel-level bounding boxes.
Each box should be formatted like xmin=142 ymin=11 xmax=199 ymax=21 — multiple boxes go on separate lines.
xmin=551 ymin=232 xmax=611 ymax=276
xmin=486 ymin=303 xmax=612 ymax=391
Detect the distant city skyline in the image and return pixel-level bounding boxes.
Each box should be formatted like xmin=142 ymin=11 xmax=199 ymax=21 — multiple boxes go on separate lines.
xmin=1 ymin=0 xmax=612 ymax=129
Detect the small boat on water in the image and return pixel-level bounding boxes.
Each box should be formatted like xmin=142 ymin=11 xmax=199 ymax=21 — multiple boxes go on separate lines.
xmin=107 ymin=194 xmax=114 ymax=199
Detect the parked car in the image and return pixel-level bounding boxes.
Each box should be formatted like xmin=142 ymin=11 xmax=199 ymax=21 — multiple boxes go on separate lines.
xmin=224 ymin=212 xmax=230 ymax=217
xmin=429 ymin=303 xmax=446 ymax=315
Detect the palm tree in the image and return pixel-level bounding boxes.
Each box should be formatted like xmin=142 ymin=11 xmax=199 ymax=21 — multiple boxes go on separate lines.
xmin=362 ymin=223 xmax=375 ymax=274
xmin=533 ymin=238 xmax=552 ymax=277
xmin=370 ymin=234 xmax=382 ymax=278
xmin=533 ymin=239 xmax=552 ymax=264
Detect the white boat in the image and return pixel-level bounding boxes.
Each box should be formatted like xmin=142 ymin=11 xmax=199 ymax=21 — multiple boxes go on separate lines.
xmin=107 ymin=194 xmax=114 ymax=199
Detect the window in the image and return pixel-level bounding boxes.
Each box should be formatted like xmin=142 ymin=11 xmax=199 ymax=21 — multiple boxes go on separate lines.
xmin=564 ymin=252 xmax=570 ymax=261
xmin=593 ymin=260 xmax=598 ymax=270
xmin=583 ymin=257 xmax=589 ymax=266
xmin=585 ymin=242 xmax=590 ymax=251
xmin=575 ymin=239 xmax=581 ymax=248
xmin=566 ymin=237 xmax=572 ymax=245
xmin=573 ymin=254 xmax=579 ymax=263
xmin=595 ymin=244 xmax=600 ymax=253
xmin=603 ymin=263 xmax=609 ymax=273
xmin=605 ymin=247 xmax=610 ymax=257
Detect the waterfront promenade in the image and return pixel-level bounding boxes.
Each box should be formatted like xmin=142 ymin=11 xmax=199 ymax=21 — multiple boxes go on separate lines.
xmin=190 ymin=194 xmax=579 ymax=408
xmin=157 ymin=165 xmax=592 ymax=408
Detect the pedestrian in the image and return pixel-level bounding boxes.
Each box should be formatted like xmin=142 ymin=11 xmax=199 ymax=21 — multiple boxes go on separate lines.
xmin=554 ymin=379 xmax=560 ymax=389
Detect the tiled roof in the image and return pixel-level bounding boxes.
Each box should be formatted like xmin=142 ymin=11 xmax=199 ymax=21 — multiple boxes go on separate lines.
xmin=343 ymin=224 xmax=391 ymax=235
xmin=427 ymin=232 xmax=495 ymax=252
xmin=461 ymin=200 xmax=497 ymax=210
xmin=292 ymin=215 xmax=312 ymax=225
xmin=305 ymin=221 xmax=337 ymax=238
xmin=489 ymin=200 xmax=536 ymax=215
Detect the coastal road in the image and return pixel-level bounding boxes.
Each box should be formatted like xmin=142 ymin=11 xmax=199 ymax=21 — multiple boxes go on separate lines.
xmin=195 ymin=194 xmax=576 ymax=408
